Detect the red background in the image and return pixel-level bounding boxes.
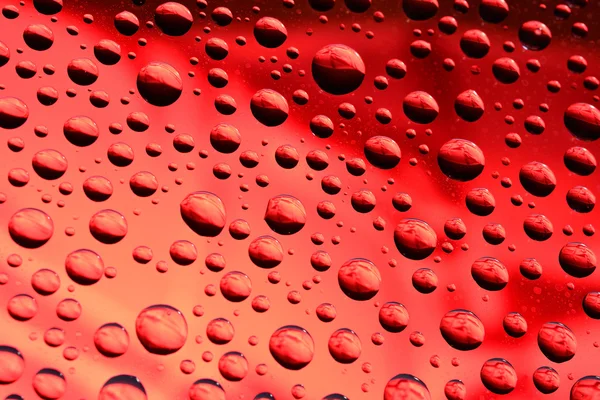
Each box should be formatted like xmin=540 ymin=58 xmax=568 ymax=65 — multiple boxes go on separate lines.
xmin=0 ymin=0 xmax=599 ymax=398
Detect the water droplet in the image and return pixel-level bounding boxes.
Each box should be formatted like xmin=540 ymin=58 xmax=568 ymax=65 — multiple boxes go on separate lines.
xmin=33 ymin=368 xmax=66 ymax=399
xmin=206 ymin=318 xmax=234 ymax=344
xmin=154 ymin=2 xmax=192 ymax=36
xmin=251 ymin=89 xmax=289 ymax=127
xmin=0 ymin=97 xmax=29 ymax=129
xmin=137 ymin=62 xmax=182 ymax=106
xmin=135 ymin=304 xmax=187 ymax=355
xmin=9 ymin=208 xmax=53 ymax=248
xmin=570 ymin=376 xmax=600 ymax=399
xmin=394 ymin=219 xmax=437 ymax=260
xmin=254 ymin=17 xmax=287 ymax=48
xmin=338 ymin=258 xmax=381 ymax=300
xmin=65 ymin=249 xmax=104 ymax=285
xmin=218 ymin=351 xmax=248 ymax=381
xmin=503 ymin=312 xmax=527 ymax=338
xmin=480 ymin=358 xmax=517 ymax=394
xmin=444 ymin=379 xmax=466 ymax=400
xmin=269 ymin=325 xmax=314 ymax=370
xmin=384 ymin=373 xmax=431 ymax=400
xmin=99 ymin=375 xmax=147 ymax=400
xmin=89 ymin=209 xmax=128 ymax=244
xmin=180 ymin=192 xmax=226 ymax=237
xmin=220 ymin=271 xmax=252 ymax=302
xmin=471 ymin=257 xmax=508 ymax=291
xmin=538 ymin=322 xmax=577 ymax=363
xmin=533 ymin=366 xmax=560 ymax=394
xmin=312 ymin=44 xmax=365 ymax=95
xmin=559 ymin=242 xmax=596 ymax=278
xmin=94 ymin=323 xmax=129 ymax=357
xmin=23 ymin=24 xmax=54 ymax=51
xmin=328 ymin=328 xmax=361 ymax=363
xmin=0 ymin=346 xmax=24 ymax=384
xmin=403 ymin=91 xmax=439 ymax=124
xmin=189 ymin=379 xmax=225 ymax=400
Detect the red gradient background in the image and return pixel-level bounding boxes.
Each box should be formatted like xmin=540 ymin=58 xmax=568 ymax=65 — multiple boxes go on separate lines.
xmin=0 ymin=0 xmax=599 ymax=398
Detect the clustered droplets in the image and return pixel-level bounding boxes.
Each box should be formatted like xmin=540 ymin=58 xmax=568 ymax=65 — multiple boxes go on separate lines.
xmin=0 ymin=0 xmax=599 ymax=399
